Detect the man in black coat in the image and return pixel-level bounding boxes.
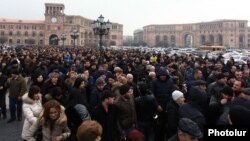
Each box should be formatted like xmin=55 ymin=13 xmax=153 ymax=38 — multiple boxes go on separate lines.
xmin=92 ymin=90 xmax=119 ymax=141
xmin=0 ymin=69 xmax=8 ymax=119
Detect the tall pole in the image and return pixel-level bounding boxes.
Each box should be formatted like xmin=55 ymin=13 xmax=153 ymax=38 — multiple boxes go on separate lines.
xmin=99 ymin=34 xmax=103 ymax=65
xmin=73 ymin=34 xmax=75 ymax=48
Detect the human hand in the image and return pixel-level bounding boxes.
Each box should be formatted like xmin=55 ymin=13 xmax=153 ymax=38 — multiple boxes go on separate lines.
xmin=220 ymin=98 xmax=227 ymax=105
xmin=52 ymin=135 xmax=63 ymax=141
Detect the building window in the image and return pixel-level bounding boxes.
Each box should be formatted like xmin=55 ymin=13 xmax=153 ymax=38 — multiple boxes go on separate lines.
xmin=17 ymin=31 xmax=21 ymax=36
xmin=39 ymin=32 xmax=44 ymax=37
xmin=9 ymin=31 xmax=13 ymax=36
xmin=58 ymin=26 xmax=61 ymax=30
xmin=112 ymin=35 xmax=117 ymax=39
xmin=9 ymin=39 xmax=12 ymax=44
xmin=1 ymin=31 xmax=4 ymax=36
xmin=231 ymin=39 xmax=233 ymax=42
xmin=32 ymin=32 xmax=36 ymax=37
xmin=17 ymin=39 xmax=20 ymax=44
xmin=39 ymin=40 xmax=43 ymax=45
xmin=24 ymin=31 xmax=28 ymax=36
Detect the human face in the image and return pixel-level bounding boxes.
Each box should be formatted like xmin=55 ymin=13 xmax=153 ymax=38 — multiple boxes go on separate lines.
xmin=179 ymin=132 xmax=198 ymax=141
xmin=33 ymin=93 xmax=40 ymax=101
xmin=124 ymin=89 xmax=133 ymax=99
xmin=37 ymin=75 xmax=43 ymax=82
xmin=49 ymin=108 xmax=59 ymax=120
xmin=176 ymin=96 xmax=185 ymax=105
xmin=107 ymin=97 xmax=115 ymax=104
xmin=233 ymin=81 xmax=242 ymax=92
xmin=79 ymin=81 xmax=86 ymax=89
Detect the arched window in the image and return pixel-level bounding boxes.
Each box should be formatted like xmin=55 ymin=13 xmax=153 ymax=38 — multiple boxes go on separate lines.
xmin=201 ymin=35 xmax=206 ymax=45
xmin=209 ymin=35 xmax=214 ymax=45
xmin=239 ymin=34 xmax=245 ymax=48
xmin=218 ymin=34 xmax=223 ymax=46
xmin=170 ymin=35 xmax=176 ymax=47
xmin=17 ymin=31 xmax=21 ymax=36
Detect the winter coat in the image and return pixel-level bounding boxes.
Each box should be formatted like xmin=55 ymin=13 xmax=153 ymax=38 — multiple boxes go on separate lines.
xmin=115 ymin=96 xmax=137 ymax=134
xmin=166 ymin=100 xmax=180 ymax=138
xmin=9 ymin=75 xmax=27 ymax=98
xmin=30 ymin=106 xmax=71 ymax=141
xmin=21 ymin=93 xmax=43 ymax=141
xmin=92 ymin=104 xmax=119 ymax=141
xmin=151 ymin=78 xmax=173 ymax=110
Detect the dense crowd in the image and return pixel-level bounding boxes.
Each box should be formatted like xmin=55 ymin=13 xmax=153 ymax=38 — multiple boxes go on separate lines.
xmin=0 ymin=46 xmax=250 ymax=141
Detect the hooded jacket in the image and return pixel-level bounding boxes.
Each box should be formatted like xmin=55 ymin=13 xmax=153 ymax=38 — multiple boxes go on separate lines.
xmin=21 ymin=93 xmax=43 ymax=141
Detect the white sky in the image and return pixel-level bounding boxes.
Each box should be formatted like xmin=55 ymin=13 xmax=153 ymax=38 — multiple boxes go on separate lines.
xmin=0 ymin=0 xmax=249 ymax=35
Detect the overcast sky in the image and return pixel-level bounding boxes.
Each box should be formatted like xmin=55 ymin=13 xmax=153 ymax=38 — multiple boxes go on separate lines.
xmin=0 ymin=0 xmax=249 ymax=35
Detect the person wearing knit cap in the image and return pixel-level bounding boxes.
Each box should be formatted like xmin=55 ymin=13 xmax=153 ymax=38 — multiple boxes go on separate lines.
xmin=92 ymin=90 xmax=119 ymax=141
xmin=221 ymin=85 xmax=233 ymax=97
xmin=172 ymin=90 xmax=185 ymax=105
xmin=216 ymin=73 xmax=226 ymax=80
xmin=166 ymin=90 xmax=186 ymax=139
xmin=115 ymin=84 xmax=137 ymax=138
xmin=119 ymin=84 xmax=132 ymax=96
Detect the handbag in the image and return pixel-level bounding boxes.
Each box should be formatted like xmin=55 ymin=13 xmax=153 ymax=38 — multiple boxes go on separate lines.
xmin=34 ymin=125 xmax=43 ymax=141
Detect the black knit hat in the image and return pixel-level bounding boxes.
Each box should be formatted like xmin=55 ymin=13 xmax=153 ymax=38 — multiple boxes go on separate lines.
xmin=101 ymin=90 xmax=116 ymax=101
xmin=221 ymin=86 xmax=233 ymax=97
xmin=119 ymin=84 xmax=131 ymax=95
xmin=216 ymin=73 xmax=226 ymax=80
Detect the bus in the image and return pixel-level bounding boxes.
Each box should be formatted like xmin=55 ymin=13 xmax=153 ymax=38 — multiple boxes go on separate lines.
xmin=199 ymin=45 xmax=226 ymax=52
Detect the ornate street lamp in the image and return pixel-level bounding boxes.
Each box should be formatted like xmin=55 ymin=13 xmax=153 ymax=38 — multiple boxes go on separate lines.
xmin=70 ymin=29 xmax=79 ymax=48
xmin=60 ymin=34 xmax=66 ymax=48
xmin=91 ymin=14 xmax=111 ymax=65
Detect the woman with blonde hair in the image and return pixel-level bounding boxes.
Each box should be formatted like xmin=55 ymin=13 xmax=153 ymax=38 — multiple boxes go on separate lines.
xmin=34 ymin=100 xmax=70 ymax=141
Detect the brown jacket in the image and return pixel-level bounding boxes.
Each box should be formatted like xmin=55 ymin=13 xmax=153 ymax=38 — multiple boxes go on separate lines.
xmin=9 ymin=75 xmax=27 ymax=98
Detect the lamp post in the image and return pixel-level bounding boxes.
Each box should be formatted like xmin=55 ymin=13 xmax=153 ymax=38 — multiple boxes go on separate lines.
xmin=60 ymin=34 xmax=66 ymax=48
xmin=70 ymin=30 xmax=79 ymax=48
xmin=92 ymin=14 xmax=111 ymax=65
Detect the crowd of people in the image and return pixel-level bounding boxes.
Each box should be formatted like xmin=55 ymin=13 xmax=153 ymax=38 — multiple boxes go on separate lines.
xmin=0 ymin=45 xmax=250 ymax=141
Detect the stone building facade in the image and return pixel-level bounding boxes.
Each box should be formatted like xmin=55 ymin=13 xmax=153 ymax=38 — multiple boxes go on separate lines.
xmin=143 ymin=20 xmax=250 ymax=48
xmin=0 ymin=3 xmax=123 ymax=47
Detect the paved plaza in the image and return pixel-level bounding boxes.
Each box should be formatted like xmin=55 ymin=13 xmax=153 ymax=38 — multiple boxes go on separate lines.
xmin=0 ymin=112 xmax=23 ymax=141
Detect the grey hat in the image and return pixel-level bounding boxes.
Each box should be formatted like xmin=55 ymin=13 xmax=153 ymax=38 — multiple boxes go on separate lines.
xmin=178 ymin=118 xmax=202 ymax=138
